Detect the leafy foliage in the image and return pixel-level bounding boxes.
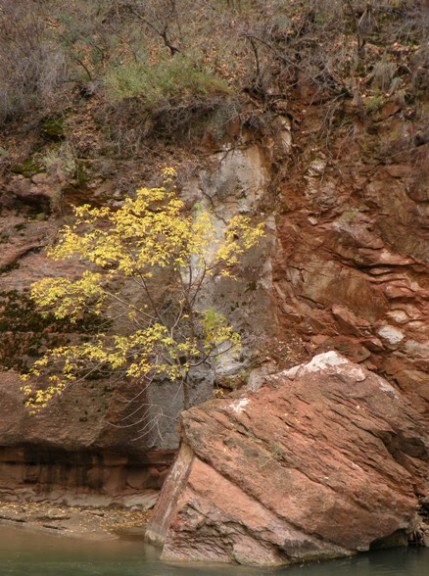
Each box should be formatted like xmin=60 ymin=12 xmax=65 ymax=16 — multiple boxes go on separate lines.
xmin=104 ymin=57 xmax=231 ymax=106
xmin=0 ymin=290 xmax=104 ymax=372
xmin=21 ymin=170 xmax=264 ymax=411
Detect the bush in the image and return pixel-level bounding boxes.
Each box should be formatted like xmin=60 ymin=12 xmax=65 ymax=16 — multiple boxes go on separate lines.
xmin=104 ymin=57 xmax=231 ymax=108
xmin=0 ymin=1 xmax=67 ymax=123
xmin=101 ymin=56 xmax=236 ymax=147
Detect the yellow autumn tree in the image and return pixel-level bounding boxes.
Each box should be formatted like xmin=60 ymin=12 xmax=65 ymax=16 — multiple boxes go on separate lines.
xmin=21 ymin=169 xmax=264 ymax=412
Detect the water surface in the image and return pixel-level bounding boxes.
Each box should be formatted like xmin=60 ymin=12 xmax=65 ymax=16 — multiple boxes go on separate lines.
xmin=0 ymin=525 xmax=428 ymax=576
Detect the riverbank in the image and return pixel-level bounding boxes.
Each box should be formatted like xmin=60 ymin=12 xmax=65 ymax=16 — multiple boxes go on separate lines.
xmin=0 ymin=497 xmax=154 ymax=540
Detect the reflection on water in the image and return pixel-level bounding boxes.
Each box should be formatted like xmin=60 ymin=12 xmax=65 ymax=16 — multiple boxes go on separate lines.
xmin=0 ymin=525 xmax=428 ymax=576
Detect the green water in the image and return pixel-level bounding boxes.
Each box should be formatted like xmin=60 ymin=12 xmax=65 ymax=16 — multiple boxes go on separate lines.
xmin=0 ymin=525 xmax=428 ymax=576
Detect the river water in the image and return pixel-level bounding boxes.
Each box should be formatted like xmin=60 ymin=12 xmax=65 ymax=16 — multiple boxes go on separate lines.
xmin=0 ymin=525 xmax=428 ymax=576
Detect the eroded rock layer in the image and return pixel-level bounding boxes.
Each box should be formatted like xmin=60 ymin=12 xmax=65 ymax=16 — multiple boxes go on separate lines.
xmin=0 ymin=372 xmax=174 ymax=501
xmin=147 ymin=352 xmax=429 ymax=566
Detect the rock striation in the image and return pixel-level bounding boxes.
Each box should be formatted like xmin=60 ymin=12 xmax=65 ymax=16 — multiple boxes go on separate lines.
xmin=274 ymin=144 xmax=429 ymax=420
xmin=0 ymin=372 xmax=175 ymax=500
xmin=147 ymin=352 xmax=429 ymax=566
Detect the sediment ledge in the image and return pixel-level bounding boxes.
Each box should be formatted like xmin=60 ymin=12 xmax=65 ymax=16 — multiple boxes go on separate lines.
xmin=0 ymin=491 xmax=158 ymax=540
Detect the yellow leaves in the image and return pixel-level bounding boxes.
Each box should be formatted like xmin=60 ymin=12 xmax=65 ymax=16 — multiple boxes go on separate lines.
xmin=161 ymin=166 xmax=177 ymax=182
xmin=163 ymin=167 xmax=176 ymax=177
xmin=31 ymin=271 xmax=106 ymax=320
xmin=22 ymin=177 xmax=264 ymax=412
xmin=201 ymin=307 xmax=241 ymax=355
xmin=46 ymin=185 xmax=263 ymax=280
xmin=21 ymin=377 xmax=66 ymax=413
xmin=215 ymin=215 xmax=265 ymax=271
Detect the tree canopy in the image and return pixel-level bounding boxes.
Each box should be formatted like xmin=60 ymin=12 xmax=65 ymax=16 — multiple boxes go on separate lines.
xmin=21 ymin=169 xmax=264 ymax=411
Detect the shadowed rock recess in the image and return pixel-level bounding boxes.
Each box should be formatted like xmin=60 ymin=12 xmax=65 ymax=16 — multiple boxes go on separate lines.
xmin=0 ymin=372 xmax=175 ymax=503
xmin=146 ymin=352 xmax=429 ymax=567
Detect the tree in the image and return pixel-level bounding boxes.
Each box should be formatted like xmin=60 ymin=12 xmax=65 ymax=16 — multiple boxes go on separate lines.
xmin=21 ymin=168 xmax=264 ymax=413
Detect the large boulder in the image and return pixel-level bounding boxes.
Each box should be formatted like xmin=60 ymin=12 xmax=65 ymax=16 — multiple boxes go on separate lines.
xmin=146 ymin=352 xmax=429 ymax=567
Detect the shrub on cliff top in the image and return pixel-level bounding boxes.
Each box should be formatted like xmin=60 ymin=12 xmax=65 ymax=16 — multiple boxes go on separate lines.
xmin=104 ymin=58 xmax=231 ymax=107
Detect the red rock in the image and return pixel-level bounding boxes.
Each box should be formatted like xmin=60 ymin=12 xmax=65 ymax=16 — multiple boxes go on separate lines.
xmin=331 ymin=304 xmax=371 ymax=336
xmin=0 ymin=371 xmax=176 ymax=497
xmin=148 ymin=352 xmax=429 ymax=566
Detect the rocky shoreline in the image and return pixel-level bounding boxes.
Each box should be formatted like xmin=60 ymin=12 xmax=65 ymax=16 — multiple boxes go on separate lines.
xmin=0 ymin=495 xmax=156 ymax=541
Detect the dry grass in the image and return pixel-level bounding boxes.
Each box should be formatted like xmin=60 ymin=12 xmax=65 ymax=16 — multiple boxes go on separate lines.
xmin=1 ymin=0 xmax=428 ymax=154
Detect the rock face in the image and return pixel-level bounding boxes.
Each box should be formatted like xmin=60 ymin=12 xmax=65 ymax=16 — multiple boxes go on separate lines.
xmin=147 ymin=352 xmax=429 ymax=566
xmin=0 ymin=372 xmax=175 ymax=500
xmin=2 ymin=77 xmax=429 ymax=511
xmin=0 ymin=141 xmax=276 ymax=452
xmin=273 ymin=119 xmax=429 ymax=420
